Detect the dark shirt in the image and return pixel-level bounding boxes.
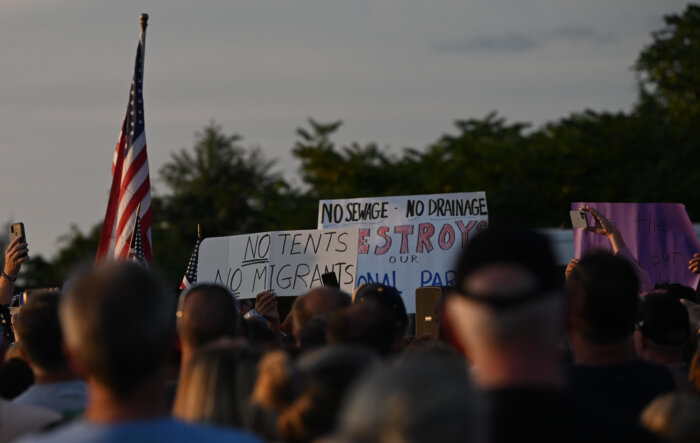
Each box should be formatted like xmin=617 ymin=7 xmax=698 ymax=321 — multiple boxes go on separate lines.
xmin=487 ymin=387 xmax=659 ymax=443
xmin=567 ymin=359 xmax=676 ymax=423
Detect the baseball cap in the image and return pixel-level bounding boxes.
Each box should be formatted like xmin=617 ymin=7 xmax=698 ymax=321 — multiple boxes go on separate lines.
xmin=352 ymin=283 xmax=408 ymax=335
xmin=454 ymin=225 xmax=559 ymax=309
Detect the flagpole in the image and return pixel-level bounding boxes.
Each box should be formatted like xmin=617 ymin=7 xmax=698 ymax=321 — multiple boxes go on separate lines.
xmin=139 ymin=14 xmax=148 ymax=67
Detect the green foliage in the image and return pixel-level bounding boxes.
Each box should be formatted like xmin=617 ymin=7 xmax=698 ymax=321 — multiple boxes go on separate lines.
xmin=155 ymin=122 xmax=314 ymax=285
xmin=293 ymin=119 xmax=405 ymax=199
xmin=635 ymin=5 xmax=700 ymax=126
xmin=21 ymin=223 xmax=101 ymax=289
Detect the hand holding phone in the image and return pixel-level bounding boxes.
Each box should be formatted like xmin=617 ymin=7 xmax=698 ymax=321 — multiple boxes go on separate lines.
xmin=10 ymin=223 xmax=26 ymax=244
xmin=3 ymin=223 xmax=29 ymax=281
xmin=569 ymin=210 xmax=589 ymax=229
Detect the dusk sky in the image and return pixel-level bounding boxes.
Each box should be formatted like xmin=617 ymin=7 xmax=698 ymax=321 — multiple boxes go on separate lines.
xmin=0 ymin=0 xmax=689 ymax=259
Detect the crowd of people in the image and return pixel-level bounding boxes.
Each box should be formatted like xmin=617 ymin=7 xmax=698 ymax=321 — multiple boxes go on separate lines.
xmin=0 ymin=206 xmax=699 ymax=442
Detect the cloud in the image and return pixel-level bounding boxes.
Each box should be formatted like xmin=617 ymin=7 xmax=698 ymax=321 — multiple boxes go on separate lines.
xmin=545 ymin=25 xmax=613 ymax=44
xmin=435 ymin=32 xmax=539 ymax=53
xmin=436 ymin=25 xmax=613 ymax=54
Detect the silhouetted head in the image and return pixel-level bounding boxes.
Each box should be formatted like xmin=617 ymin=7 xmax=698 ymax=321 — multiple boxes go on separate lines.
xmin=327 ymin=302 xmax=396 ymax=356
xmin=330 ymin=348 xmax=479 ymax=443
xmin=292 ymin=287 xmax=350 ymax=336
xmin=178 ymin=283 xmax=241 ymax=351
xmin=352 ymin=283 xmax=408 ymax=341
xmin=567 ymin=251 xmax=639 ymax=344
xmin=278 ymin=345 xmax=378 ymax=443
xmin=13 ymin=290 xmax=67 ymax=373
xmin=61 ymin=262 xmax=175 ymax=396
xmin=445 ymin=225 xmax=564 ymax=386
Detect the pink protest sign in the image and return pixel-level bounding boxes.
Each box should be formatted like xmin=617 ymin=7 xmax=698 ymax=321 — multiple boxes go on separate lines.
xmin=572 ymin=202 xmax=700 ymax=290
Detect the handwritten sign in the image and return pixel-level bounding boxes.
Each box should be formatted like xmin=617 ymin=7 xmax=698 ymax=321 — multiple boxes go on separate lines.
xmin=318 ymin=192 xmax=489 ymax=312
xmin=572 ymin=202 xmax=700 ymax=289
xmin=197 ymin=229 xmax=359 ymax=298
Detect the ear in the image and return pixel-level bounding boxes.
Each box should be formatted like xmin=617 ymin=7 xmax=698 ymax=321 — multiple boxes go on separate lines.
xmin=443 ymin=296 xmax=472 ymax=359
xmin=15 ymin=341 xmax=29 ymax=363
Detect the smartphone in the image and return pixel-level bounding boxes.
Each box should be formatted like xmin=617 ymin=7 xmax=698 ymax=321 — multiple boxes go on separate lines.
xmin=569 ymin=210 xmax=589 ymax=229
xmin=321 ymin=271 xmax=340 ymax=289
xmin=10 ymin=222 xmax=26 ymax=243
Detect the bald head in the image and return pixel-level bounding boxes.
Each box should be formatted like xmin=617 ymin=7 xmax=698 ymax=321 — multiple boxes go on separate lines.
xmin=178 ymin=284 xmax=240 ymax=350
xmin=292 ymin=287 xmax=351 ymax=335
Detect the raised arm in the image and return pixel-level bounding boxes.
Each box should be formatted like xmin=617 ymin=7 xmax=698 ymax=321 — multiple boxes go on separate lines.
xmin=583 ymin=206 xmax=626 ymax=253
xmin=582 ymin=206 xmax=653 ymax=293
xmin=1 ymin=237 xmax=29 ymax=304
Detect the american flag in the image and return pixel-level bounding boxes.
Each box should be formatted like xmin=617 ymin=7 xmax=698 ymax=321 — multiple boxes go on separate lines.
xmin=96 ymin=14 xmax=152 ymax=264
xmin=180 ymin=236 xmax=202 ymax=290
xmin=128 ymin=208 xmax=147 ymax=266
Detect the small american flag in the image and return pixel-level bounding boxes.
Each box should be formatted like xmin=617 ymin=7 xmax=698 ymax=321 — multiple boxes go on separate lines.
xmin=96 ymin=14 xmax=152 ymax=264
xmin=180 ymin=237 xmax=202 ymax=290
xmin=128 ymin=209 xmax=147 ymax=266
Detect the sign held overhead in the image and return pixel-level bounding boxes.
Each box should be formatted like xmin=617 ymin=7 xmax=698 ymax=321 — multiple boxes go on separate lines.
xmin=318 ymin=192 xmax=488 ymax=312
xmin=197 ymin=228 xmax=359 ymax=299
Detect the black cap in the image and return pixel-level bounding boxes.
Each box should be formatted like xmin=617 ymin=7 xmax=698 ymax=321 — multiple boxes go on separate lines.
xmin=638 ymin=293 xmax=690 ymax=345
xmin=352 ymin=283 xmax=408 ymax=335
xmin=454 ymin=225 xmax=559 ymax=308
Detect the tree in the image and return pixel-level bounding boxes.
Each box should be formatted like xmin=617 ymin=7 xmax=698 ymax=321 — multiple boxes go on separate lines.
xmin=635 ymin=5 xmax=700 ymax=125
xmin=632 ymin=5 xmax=700 ymax=219
xmin=155 ymin=122 xmax=305 ymax=284
xmin=19 ymin=223 xmax=101 ymax=289
xmin=293 ymin=119 xmax=407 ymax=199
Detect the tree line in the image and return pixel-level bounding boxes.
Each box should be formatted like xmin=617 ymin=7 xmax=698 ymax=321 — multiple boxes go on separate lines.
xmin=10 ymin=5 xmax=700 ymax=289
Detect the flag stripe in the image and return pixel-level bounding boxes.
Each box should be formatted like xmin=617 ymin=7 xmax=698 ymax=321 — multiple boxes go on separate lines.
xmin=117 ymin=157 xmax=149 ymax=216
xmin=96 ymin=133 xmax=127 ymax=262
xmin=118 ymin=141 xmax=147 ymax=197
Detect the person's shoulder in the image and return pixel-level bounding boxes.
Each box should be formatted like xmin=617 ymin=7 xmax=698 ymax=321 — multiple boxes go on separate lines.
xmin=568 ymin=394 xmax=662 ymax=443
xmin=0 ymin=399 xmax=62 ymax=443
xmin=15 ymin=421 xmax=91 ymax=443
xmin=623 ymin=359 xmax=676 ymax=386
xmin=168 ymin=420 xmax=261 ymax=442
xmin=17 ymin=419 xmax=262 ymax=443
xmin=12 ymin=385 xmax=40 ymax=404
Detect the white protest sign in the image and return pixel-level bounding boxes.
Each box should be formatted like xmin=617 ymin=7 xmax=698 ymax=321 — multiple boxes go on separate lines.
xmin=318 ymin=192 xmax=488 ymax=312
xmin=197 ymin=228 xmax=359 ymax=299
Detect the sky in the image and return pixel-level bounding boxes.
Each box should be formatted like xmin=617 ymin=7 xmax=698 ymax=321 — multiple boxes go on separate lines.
xmin=0 ymin=0 xmax=691 ymax=259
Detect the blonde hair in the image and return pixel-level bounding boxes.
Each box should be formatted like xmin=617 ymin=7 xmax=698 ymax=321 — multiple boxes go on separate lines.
xmin=641 ymin=393 xmax=700 ymax=443
xmin=173 ymin=341 xmax=259 ymax=427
